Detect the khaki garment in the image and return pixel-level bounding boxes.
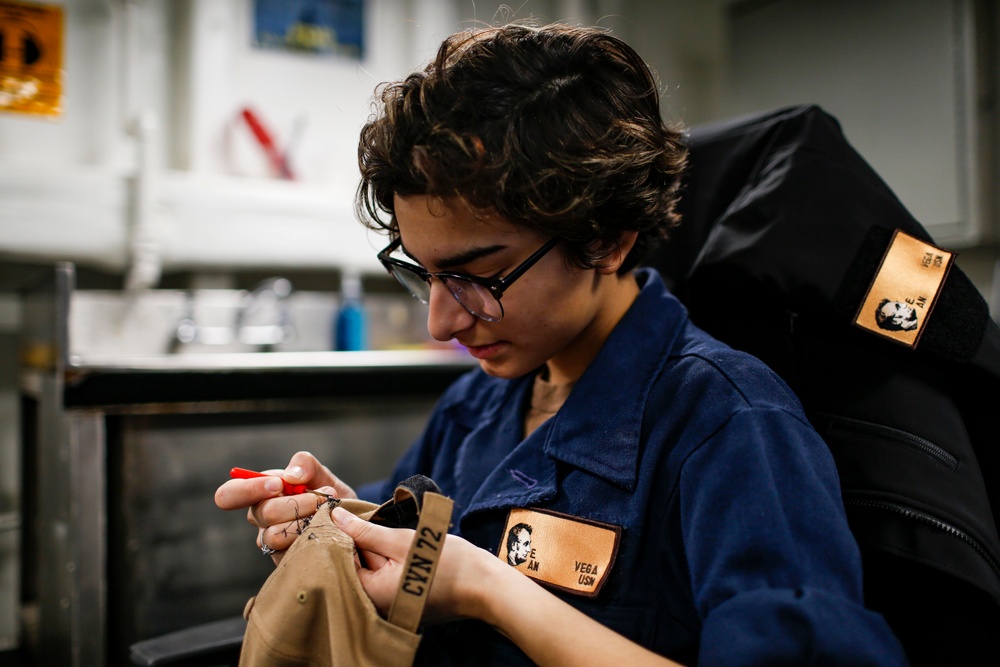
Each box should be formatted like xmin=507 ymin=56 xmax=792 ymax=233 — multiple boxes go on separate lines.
xmin=240 ymin=488 xmax=453 ymax=667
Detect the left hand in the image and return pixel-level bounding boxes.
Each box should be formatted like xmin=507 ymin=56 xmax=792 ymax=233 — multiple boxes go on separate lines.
xmin=331 ymin=506 xmax=497 ymax=624
xmin=214 ymin=451 xmax=356 ymax=563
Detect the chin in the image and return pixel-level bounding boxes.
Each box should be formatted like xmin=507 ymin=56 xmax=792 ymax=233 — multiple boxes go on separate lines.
xmin=477 ymin=359 xmax=535 ymax=380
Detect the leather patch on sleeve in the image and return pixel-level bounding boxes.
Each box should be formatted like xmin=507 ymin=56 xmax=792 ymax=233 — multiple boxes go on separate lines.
xmin=853 ymin=229 xmax=955 ymax=348
xmin=497 ymin=508 xmax=621 ymax=598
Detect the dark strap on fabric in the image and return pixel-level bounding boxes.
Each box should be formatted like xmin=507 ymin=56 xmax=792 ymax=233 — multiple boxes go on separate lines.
xmin=370 ymin=475 xmax=444 ymax=529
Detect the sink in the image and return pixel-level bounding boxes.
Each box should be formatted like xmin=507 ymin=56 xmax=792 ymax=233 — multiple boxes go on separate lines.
xmin=16 ymin=262 xmax=473 ymax=397
xmin=67 ymin=285 xmax=442 ymax=365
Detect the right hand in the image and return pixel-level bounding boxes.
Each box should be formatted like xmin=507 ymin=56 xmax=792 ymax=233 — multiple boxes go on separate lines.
xmin=331 ymin=506 xmax=497 ymax=624
xmin=214 ymin=450 xmax=358 ymax=563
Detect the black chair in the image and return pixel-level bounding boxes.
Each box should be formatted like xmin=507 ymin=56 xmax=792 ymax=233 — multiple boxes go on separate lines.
xmin=645 ymin=104 xmax=1000 ymax=667
xmin=128 ymin=616 xmax=245 ymax=666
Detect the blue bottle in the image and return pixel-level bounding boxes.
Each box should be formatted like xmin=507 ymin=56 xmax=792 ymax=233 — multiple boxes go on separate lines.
xmin=335 ymin=269 xmax=367 ymax=351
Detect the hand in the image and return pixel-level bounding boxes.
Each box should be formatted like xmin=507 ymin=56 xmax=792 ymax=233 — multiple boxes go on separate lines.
xmin=331 ymin=506 xmax=496 ymax=624
xmin=214 ymin=450 xmax=358 ymax=563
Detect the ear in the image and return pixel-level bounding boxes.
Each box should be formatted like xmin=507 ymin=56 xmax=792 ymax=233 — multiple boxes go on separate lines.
xmin=596 ymin=230 xmax=639 ymax=275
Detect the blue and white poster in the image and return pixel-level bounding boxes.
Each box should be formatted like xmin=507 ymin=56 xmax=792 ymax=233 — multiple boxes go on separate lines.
xmin=254 ymin=0 xmax=364 ymax=58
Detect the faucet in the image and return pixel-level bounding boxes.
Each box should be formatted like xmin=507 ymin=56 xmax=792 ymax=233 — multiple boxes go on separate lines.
xmin=234 ymin=277 xmax=295 ymax=346
xmin=171 ymin=277 xmax=295 ymax=350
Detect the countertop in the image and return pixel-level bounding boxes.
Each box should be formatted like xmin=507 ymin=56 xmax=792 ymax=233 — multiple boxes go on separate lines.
xmin=58 ymin=349 xmax=477 ymax=407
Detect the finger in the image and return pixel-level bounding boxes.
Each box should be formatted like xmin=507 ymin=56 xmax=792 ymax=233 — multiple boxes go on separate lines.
xmin=257 ymin=527 xmax=283 ymax=565
xmin=281 ymin=451 xmax=325 ymax=486
xmin=215 ymin=476 xmax=284 ymax=510
xmin=283 ymin=451 xmax=358 ymax=499
xmin=332 ymin=506 xmax=412 ymax=567
xmin=358 ymin=547 xmax=389 ymax=570
xmin=258 ymin=514 xmax=311 ymax=552
xmin=250 ymin=493 xmax=326 ymax=529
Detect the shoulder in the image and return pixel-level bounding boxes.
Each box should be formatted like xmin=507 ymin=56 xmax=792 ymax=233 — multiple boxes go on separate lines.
xmin=642 ymin=329 xmax=820 ymax=463
xmin=668 ymin=338 xmax=804 ymax=415
xmin=600 ymin=268 xmax=813 ymax=438
xmin=623 ymin=270 xmax=803 ymax=414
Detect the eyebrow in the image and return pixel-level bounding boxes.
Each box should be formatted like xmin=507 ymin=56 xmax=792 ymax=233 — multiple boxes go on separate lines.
xmin=402 ymin=242 xmax=509 ymax=271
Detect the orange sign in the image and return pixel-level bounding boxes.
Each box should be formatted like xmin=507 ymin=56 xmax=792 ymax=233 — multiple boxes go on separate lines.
xmin=0 ymin=0 xmax=64 ymax=117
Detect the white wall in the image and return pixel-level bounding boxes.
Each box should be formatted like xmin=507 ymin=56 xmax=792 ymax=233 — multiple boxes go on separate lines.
xmin=0 ymin=0 xmax=490 ymax=276
xmin=0 ymin=0 xmax=996 ymax=289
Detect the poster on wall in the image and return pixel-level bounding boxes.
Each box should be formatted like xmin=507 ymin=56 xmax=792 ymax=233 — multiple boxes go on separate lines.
xmin=0 ymin=0 xmax=63 ymax=118
xmin=254 ymin=0 xmax=364 ymax=58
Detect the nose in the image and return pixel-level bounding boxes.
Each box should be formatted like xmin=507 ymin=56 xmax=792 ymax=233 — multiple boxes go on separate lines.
xmin=426 ymin=280 xmax=476 ymax=342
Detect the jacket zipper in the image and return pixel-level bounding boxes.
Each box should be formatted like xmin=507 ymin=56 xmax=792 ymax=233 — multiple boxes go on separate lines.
xmin=845 ymin=498 xmax=1000 ymax=581
xmin=814 ymin=412 xmax=960 ymax=470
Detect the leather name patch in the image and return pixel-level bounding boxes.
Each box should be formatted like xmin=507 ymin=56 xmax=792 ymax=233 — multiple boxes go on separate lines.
xmin=853 ymin=229 xmax=954 ymax=348
xmin=497 ymin=508 xmax=621 ymax=598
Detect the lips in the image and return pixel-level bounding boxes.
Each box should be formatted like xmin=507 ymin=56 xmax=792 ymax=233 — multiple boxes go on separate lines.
xmin=463 ymin=341 xmax=505 ymax=360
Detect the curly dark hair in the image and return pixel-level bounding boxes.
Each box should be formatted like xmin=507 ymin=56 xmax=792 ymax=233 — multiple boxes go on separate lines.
xmin=356 ymin=22 xmax=687 ymax=273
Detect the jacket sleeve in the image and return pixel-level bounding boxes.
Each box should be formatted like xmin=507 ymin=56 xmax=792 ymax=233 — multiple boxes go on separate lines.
xmin=679 ymin=407 xmax=909 ymax=667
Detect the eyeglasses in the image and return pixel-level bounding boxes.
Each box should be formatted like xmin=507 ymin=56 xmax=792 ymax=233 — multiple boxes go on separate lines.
xmin=377 ymin=237 xmax=560 ymax=322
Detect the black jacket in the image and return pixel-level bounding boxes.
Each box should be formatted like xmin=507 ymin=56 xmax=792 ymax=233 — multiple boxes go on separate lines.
xmin=644 ymin=104 xmax=1000 ymax=667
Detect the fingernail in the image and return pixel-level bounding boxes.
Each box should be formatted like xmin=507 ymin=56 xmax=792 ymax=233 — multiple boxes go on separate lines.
xmin=264 ymin=478 xmax=283 ymax=493
xmin=285 ymin=466 xmax=306 ymax=482
xmin=332 ymin=506 xmax=354 ymax=527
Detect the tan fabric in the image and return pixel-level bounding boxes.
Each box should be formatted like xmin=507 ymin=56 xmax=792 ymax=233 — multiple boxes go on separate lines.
xmin=239 ymin=493 xmax=452 ymax=667
xmin=524 ymin=371 xmax=576 ymax=437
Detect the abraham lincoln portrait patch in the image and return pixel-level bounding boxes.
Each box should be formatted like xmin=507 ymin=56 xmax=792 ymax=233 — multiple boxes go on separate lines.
xmin=497 ymin=508 xmax=621 ymax=598
xmin=854 ymin=229 xmax=955 ymax=349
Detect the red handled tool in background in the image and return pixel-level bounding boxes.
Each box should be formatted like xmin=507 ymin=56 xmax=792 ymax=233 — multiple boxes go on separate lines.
xmin=240 ymin=107 xmax=296 ymax=180
xmin=230 ymin=467 xmax=331 ymax=497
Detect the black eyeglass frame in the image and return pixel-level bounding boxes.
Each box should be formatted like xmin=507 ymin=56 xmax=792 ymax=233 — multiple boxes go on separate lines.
xmin=376 ymin=236 xmax=561 ymax=322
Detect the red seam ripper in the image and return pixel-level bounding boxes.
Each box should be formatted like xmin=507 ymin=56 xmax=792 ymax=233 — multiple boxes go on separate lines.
xmin=229 ymin=467 xmax=330 ymax=497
